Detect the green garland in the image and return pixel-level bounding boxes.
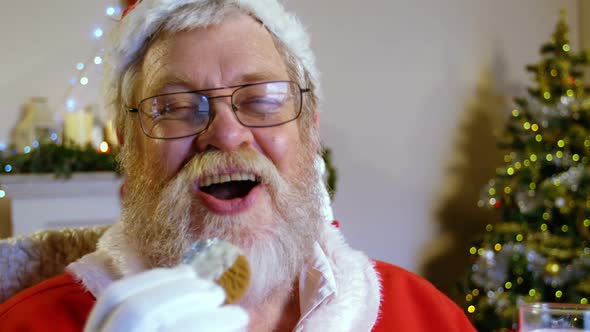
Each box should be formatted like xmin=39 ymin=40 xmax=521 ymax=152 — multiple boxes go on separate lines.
xmin=0 ymin=143 xmax=119 ymax=178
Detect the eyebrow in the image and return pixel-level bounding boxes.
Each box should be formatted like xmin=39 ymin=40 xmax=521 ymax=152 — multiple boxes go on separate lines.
xmin=143 ymin=73 xmax=194 ymax=101
xmin=143 ymin=70 xmax=286 ymax=100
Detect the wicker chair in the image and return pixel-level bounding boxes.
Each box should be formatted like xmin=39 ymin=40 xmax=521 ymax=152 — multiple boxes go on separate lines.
xmin=0 ymin=227 xmax=107 ymax=303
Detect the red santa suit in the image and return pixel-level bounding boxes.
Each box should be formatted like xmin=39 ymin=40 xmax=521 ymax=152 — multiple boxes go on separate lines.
xmin=0 ymin=222 xmax=475 ymax=331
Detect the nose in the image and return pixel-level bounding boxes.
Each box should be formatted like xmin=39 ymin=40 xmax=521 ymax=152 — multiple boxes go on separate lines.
xmin=193 ymin=98 xmax=254 ymax=152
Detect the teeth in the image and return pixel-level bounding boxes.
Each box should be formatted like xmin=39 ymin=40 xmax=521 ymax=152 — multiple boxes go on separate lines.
xmin=204 ymin=177 xmax=213 ymax=187
xmin=200 ymin=172 xmax=257 ymax=187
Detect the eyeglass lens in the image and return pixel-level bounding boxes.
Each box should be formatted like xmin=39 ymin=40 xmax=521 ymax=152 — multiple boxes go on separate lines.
xmin=137 ymin=81 xmax=302 ymax=139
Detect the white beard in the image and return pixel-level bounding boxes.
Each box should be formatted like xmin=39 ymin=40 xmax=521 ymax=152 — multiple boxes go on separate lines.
xmin=120 ymin=146 xmax=323 ymax=306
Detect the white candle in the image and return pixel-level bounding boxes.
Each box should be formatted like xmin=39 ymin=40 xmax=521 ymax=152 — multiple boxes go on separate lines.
xmin=104 ymin=119 xmax=118 ymax=146
xmin=64 ymin=110 xmax=93 ymax=147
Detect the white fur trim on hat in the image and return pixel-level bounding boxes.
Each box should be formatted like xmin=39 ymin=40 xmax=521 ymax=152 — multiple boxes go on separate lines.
xmin=104 ymin=0 xmax=320 ymax=115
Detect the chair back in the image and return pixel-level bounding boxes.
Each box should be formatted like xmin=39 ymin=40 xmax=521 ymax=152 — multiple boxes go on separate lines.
xmin=0 ymin=226 xmax=107 ymax=303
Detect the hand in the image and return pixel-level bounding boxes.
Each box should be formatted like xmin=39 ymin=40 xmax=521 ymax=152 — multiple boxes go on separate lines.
xmin=83 ymin=265 xmax=249 ymax=332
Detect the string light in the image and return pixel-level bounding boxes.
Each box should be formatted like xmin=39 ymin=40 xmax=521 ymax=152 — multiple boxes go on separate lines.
xmin=24 ymin=146 xmax=31 ymax=154
xmin=32 ymin=140 xmax=39 ymax=148
xmin=106 ymin=7 xmax=116 ymax=16
xmin=4 ymin=165 xmax=12 ymax=173
xmin=99 ymin=141 xmax=110 ymax=153
xmin=51 ymin=133 xmax=58 ymax=141
xmin=66 ymin=99 xmax=76 ymax=111
xmin=93 ymin=28 xmax=104 ymax=39
xmin=62 ymin=4 xmax=117 ymax=111
xmin=0 ymin=190 xmax=5 ymax=199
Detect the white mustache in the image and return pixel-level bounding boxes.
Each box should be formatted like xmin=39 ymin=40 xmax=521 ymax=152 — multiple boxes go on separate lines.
xmin=173 ymin=147 xmax=286 ymax=195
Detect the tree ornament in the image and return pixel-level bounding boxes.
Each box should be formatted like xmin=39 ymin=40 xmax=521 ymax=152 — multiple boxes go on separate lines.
xmin=545 ymin=261 xmax=561 ymax=277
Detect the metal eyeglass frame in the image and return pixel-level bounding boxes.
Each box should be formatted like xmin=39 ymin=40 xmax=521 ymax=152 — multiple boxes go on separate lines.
xmin=127 ymin=80 xmax=310 ymax=140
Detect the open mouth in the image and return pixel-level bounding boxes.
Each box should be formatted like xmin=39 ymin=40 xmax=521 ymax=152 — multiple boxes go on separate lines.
xmin=199 ymin=173 xmax=260 ymax=200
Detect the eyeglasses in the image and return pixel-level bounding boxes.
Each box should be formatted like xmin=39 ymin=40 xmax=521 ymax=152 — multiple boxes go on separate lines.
xmin=127 ymin=80 xmax=310 ymax=139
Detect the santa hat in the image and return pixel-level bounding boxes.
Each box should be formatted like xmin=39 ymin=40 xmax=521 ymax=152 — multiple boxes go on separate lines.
xmin=104 ymin=0 xmax=320 ymax=114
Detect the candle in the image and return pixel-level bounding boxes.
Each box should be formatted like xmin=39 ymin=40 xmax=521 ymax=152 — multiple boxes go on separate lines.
xmin=64 ymin=110 xmax=93 ymax=147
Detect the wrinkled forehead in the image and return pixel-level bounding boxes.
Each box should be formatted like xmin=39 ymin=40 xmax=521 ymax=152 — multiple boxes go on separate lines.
xmin=138 ymin=13 xmax=290 ymax=97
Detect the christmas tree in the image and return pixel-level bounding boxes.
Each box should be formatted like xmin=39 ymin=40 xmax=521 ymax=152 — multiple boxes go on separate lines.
xmin=463 ymin=12 xmax=590 ymax=331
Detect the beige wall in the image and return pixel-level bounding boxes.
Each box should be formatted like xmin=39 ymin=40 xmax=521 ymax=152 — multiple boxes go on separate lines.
xmin=0 ymin=0 xmax=582 ymax=297
xmin=582 ymin=0 xmax=590 ymax=47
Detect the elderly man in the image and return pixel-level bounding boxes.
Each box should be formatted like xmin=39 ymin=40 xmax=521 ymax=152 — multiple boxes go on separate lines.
xmin=0 ymin=0 xmax=475 ymax=331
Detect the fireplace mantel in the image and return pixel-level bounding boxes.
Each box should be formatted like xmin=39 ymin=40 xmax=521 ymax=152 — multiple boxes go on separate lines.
xmin=0 ymin=172 xmax=122 ymax=237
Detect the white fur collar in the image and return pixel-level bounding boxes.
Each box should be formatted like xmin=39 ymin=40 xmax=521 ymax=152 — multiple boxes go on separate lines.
xmin=67 ymin=222 xmax=381 ymax=331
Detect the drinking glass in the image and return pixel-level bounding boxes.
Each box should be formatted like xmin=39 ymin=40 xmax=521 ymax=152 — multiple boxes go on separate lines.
xmin=519 ymin=303 xmax=590 ymax=331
